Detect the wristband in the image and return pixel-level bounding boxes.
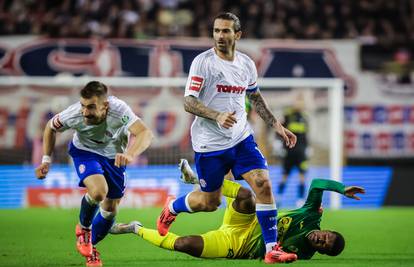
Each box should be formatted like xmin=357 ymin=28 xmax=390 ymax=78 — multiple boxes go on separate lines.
xmin=41 ymin=155 xmax=52 ymax=164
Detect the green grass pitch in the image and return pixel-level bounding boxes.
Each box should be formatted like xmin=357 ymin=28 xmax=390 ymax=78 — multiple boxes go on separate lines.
xmin=1 ymin=207 xmax=413 ymax=267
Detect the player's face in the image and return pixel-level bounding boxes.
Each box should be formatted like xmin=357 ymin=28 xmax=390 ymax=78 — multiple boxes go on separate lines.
xmin=80 ymin=96 xmax=108 ymax=125
xmin=307 ymin=230 xmax=337 ymax=254
xmin=213 ymin=19 xmax=241 ymax=54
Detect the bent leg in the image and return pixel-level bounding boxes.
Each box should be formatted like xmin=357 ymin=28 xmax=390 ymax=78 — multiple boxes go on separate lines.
xmin=243 ymin=169 xmax=278 ymax=253
xmin=91 ymin=197 xmax=121 ymax=245
xmin=80 ymin=174 xmax=108 ymax=228
xmin=137 ymin=227 xmax=180 ymax=251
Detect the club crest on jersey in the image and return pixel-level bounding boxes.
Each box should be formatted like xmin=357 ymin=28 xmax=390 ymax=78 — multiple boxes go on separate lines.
xmin=199 ymin=178 xmax=207 ymax=188
xmin=79 ymin=164 xmax=86 ymax=174
xmin=216 ymin=85 xmax=245 ymax=94
xmin=121 ymin=115 xmax=129 ymax=125
xmin=190 ymin=76 xmax=203 ymax=92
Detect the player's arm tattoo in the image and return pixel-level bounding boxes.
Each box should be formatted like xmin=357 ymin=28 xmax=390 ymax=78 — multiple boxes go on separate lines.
xmin=183 ymin=95 xmax=220 ymax=121
xmin=247 ymin=91 xmax=277 ymax=127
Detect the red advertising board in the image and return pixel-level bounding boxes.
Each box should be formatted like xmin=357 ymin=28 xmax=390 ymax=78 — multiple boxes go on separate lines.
xmin=26 ymin=187 xmax=168 ymax=208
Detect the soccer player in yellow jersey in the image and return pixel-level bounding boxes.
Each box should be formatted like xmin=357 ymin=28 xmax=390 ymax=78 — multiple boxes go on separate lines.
xmin=111 ymin=160 xmax=364 ymax=260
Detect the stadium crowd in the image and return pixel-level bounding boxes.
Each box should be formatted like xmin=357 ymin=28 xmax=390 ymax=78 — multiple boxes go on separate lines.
xmin=0 ymin=0 xmax=413 ymax=45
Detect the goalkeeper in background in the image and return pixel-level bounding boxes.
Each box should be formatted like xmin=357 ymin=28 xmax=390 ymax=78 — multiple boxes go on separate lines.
xmin=111 ymin=160 xmax=365 ymax=260
xmin=278 ymin=93 xmax=309 ymax=207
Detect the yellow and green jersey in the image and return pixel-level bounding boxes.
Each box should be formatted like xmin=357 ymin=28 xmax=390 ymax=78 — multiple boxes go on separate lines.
xmin=249 ymin=179 xmax=346 ymax=259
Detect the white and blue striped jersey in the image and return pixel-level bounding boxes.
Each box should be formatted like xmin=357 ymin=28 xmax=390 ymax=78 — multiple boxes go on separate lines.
xmin=50 ymin=96 xmax=140 ymax=159
xmin=184 ymin=48 xmax=258 ymax=152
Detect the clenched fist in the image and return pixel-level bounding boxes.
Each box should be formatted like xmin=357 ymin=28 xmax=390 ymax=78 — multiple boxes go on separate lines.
xmin=35 ymin=163 xmax=50 ymax=179
xmin=115 ymin=153 xmax=134 ymax=167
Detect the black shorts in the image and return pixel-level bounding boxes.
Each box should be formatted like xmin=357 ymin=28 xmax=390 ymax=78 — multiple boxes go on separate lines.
xmin=282 ymin=148 xmax=307 ymax=175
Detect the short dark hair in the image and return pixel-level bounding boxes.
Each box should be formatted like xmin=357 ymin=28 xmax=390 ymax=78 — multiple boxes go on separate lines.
xmin=80 ymin=81 xmax=108 ymax=99
xmin=214 ymin=12 xmax=241 ymax=32
xmin=327 ymin=231 xmax=345 ymax=256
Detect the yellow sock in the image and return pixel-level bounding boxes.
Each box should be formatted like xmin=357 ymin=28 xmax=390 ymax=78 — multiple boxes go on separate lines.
xmin=137 ymin=227 xmax=179 ymax=250
xmin=221 ymin=179 xmax=241 ymax=199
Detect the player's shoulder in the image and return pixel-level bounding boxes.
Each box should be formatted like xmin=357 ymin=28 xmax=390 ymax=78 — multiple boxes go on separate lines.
xmin=108 ymin=96 xmax=130 ymax=115
xmin=60 ymin=102 xmax=82 ymax=119
xmin=193 ymin=48 xmax=215 ymax=63
xmin=236 ymin=50 xmax=254 ymax=63
xmin=236 ymin=50 xmax=256 ymax=69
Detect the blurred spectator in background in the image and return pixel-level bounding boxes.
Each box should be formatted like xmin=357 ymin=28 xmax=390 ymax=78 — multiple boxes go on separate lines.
xmin=0 ymin=0 xmax=413 ymax=46
xmin=382 ymin=48 xmax=414 ymax=84
xmin=278 ymin=92 xmax=309 ymax=207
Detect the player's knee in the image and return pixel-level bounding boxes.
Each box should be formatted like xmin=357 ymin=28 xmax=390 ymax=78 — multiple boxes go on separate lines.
xmin=88 ymin=189 xmax=107 ymax=202
xmin=255 ymin=178 xmax=272 ymax=197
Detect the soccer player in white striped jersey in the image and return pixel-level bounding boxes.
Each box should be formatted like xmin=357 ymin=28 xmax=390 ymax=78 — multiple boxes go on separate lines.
xmin=35 ymin=81 xmax=153 ymax=267
xmin=157 ymin=12 xmax=298 ymax=264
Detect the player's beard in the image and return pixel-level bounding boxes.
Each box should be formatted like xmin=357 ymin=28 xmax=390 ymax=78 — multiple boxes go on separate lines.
xmin=84 ymin=115 xmax=105 ymax=125
xmin=215 ymin=39 xmax=235 ymax=55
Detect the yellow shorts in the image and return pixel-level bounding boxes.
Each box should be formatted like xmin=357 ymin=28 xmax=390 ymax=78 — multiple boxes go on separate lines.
xmin=200 ymin=198 xmax=261 ymax=259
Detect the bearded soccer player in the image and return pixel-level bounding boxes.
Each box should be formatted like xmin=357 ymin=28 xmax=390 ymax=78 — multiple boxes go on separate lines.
xmin=112 ymin=161 xmax=364 ymax=261
xmin=156 ymin=12 xmax=297 ymax=264
xmin=34 ymin=81 xmax=153 ymax=267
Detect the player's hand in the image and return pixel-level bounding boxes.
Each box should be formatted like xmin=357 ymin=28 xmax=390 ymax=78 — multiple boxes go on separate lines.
xmin=35 ymin=163 xmax=50 ymax=179
xmin=216 ymin=111 xmax=237 ymax=129
xmin=273 ymin=121 xmax=297 ymax=148
xmin=115 ymin=153 xmax=134 ymax=167
xmin=344 ymin=186 xmax=365 ymax=200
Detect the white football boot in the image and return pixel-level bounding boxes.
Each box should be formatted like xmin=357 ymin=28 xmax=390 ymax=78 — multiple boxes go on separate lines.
xmin=178 ymin=159 xmax=198 ymax=184
xmin=109 ymin=221 xmax=142 ymax=235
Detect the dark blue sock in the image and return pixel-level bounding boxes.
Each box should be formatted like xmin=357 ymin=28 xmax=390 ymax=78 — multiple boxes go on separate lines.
xmin=278 ymin=182 xmax=286 ymax=194
xmin=171 ymin=194 xmax=192 ymax=214
xmin=91 ymin=211 xmax=114 ymax=245
xmin=79 ymin=195 xmax=99 ymax=228
xmin=256 ymin=204 xmax=277 ymax=251
xmin=298 ymin=183 xmax=305 ymax=199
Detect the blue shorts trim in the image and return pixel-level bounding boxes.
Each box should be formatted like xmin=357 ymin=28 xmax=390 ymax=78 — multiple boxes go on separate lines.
xmin=194 ymin=135 xmax=268 ymax=192
xmin=68 ymin=143 xmax=126 ymax=199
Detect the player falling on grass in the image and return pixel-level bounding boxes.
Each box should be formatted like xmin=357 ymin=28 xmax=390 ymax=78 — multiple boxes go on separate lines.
xmin=156 ymin=12 xmax=297 ymax=264
xmin=112 ymin=160 xmax=365 ymax=260
xmin=34 ymin=81 xmax=153 ymax=267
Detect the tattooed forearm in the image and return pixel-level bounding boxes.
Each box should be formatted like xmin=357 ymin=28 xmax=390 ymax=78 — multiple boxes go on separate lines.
xmin=247 ymin=91 xmax=277 ymax=127
xmin=183 ymin=96 xmax=220 ymax=121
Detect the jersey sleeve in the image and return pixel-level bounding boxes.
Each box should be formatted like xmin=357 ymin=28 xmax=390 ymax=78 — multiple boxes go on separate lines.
xmin=302 ymin=179 xmax=346 ymax=210
xmin=49 ymin=102 xmax=80 ymax=132
xmin=246 ymin=58 xmax=258 ymax=93
xmin=184 ymin=54 xmax=207 ymax=98
xmin=117 ymin=100 xmax=140 ymax=130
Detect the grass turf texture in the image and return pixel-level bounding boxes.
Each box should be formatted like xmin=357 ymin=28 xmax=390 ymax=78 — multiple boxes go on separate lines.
xmin=1 ymin=208 xmax=413 ymax=267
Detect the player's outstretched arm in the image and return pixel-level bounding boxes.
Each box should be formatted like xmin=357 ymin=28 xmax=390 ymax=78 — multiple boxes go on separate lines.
xmin=115 ymin=120 xmax=154 ymax=167
xmin=247 ymin=91 xmax=296 ymax=148
xmin=303 ymin=179 xmax=365 ymax=209
xmin=184 ymin=96 xmax=237 ymax=129
xmin=35 ymin=120 xmax=57 ymax=179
